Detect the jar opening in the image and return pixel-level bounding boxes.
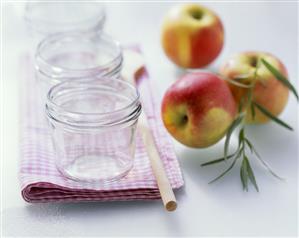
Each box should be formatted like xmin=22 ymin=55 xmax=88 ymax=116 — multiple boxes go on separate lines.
xmin=35 ymin=32 xmax=123 ymax=80
xmin=46 ymin=78 xmax=141 ymax=129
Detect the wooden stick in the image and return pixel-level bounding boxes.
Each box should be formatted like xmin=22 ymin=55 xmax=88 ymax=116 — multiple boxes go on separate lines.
xmin=122 ymin=50 xmax=177 ymax=211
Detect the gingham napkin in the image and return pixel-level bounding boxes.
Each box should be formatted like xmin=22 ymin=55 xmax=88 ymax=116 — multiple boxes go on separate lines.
xmin=19 ymin=48 xmax=184 ymax=203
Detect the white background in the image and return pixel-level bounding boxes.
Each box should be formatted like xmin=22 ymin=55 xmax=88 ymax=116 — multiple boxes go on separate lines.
xmin=1 ymin=2 xmax=298 ymax=237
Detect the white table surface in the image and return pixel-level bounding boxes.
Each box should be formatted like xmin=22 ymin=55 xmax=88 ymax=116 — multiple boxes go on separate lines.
xmin=1 ymin=2 xmax=298 ymax=237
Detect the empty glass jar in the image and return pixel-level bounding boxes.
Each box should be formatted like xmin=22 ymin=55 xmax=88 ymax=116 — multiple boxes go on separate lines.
xmin=24 ymin=2 xmax=106 ymax=54
xmin=35 ymin=32 xmax=123 ymax=99
xmin=46 ymin=77 xmax=141 ymax=182
xmin=25 ymin=2 xmax=106 ymax=36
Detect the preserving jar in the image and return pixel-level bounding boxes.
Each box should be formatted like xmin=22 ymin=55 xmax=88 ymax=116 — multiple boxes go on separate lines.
xmin=35 ymin=32 xmax=123 ymax=99
xmin=46 ymin=77 xmax=141 ymax=182
xmin=25 ymin=2 xmax=106 ymax=36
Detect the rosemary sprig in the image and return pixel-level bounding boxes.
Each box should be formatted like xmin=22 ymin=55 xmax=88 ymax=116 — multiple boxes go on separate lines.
xmin=201 ymin=58 xmax=298 ymax=191
xmin=203 ymin=124 xmax=262 ymax=191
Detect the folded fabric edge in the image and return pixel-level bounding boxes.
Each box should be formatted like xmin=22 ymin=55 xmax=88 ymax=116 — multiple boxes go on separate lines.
xmin=23 ymin=194 xmax=162 ymax=203
xmin=21 ymin=181 xmax=184 ymax=203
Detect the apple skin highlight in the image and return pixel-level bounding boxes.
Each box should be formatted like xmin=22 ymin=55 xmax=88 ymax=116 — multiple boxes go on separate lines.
xmin=220 ymin=52 xmax=289 ymax=124
xmin=161 ymin=72 xmax=236 ymax=148
xmin=161 ymin=4 xmax=224 ymax=68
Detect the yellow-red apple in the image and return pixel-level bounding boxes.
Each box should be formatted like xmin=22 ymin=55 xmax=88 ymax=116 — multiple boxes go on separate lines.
xmin=161 ymin=4 xmax=224 ymax=68
xmin=161 ymin=72 xmax=236 ymax=148
xmin=220 ymin=52 xmax=289 ymax=123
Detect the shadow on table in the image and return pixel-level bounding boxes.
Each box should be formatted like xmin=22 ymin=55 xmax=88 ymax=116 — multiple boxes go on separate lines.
xmin=21 ymin=185 xmax=187 ymax=232
xmin=177 ymin=122 xmax=296 ymax=196
xmin=19 ymin=189 xmax=186 ymax=236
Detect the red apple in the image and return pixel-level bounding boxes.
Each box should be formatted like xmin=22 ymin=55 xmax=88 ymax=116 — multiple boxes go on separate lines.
xmin=161 ymin=4 xmax=224 ymax=68
xmin=161 ymin=72 xmax=236 ymax=148
xmin=220 ymin=52 xmax=289 ymax=123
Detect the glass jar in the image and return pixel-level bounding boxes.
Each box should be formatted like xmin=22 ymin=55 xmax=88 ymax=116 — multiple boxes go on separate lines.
xmin=35 ymin=32 xmax=123 ymax=99
xmin=24 ymin=2 xmax=106 ymax=38
xmin=46 ymin=77 xmax=141 ymax=182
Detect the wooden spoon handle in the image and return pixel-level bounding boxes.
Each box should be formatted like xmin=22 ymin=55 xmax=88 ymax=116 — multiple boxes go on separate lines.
xmin=122 ymin=49 xmax=177 ymax=211
xmin=138 ymin=112 xmax=177 ymax=211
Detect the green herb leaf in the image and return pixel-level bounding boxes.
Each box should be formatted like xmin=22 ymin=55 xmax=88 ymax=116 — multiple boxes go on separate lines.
xmin=208 ymin=157 xmax=238 ymax=184
xmin=226 ymin=77 xmax=254 ymax=88
xmin=238 ymin=97 xmax=245 ymax=113
xmin=250 ymin=103 xmax=256 ymax=120
xmin=201 ymin=153 xmax=236 ymax=167
xmin=239 ymin=128 xmax=245 ymax=142
xmin=244 ymin=138 xmax=261 ymax=158
xmin=245 ymin=138 xmax=253 ymax=152
xmin=233 ymin=73 xmax=253 ymax=80
xmin=224 ymin=114 xmax=245 ymax=161
xmin=244 ymin=138 xmax=284 ymax=180
xmin=255 ymin=156 xmax=285 ymax=181
xmin=261 ymin=58 xmax=299 ymax=100
xmin=244 ymin=156 xmax=259 ymax=192
xmin=240 ymin=158 xmax=248 ymax=191
xmin=247 ymin=87 xmax=253 ymax=102
xmin=237 ymin=129 xmax=244 ymax=155
xmin=253 ymin=102 xmax=293 ymax=131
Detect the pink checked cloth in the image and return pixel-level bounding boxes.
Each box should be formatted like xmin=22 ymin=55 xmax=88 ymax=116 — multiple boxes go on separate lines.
xmin=19 ymin=48 xmax=184 ymax=203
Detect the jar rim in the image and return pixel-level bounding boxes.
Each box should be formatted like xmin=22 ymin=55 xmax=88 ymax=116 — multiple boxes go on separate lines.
xmin=24 ymin=2 xmax=106 ymax=35
xmin=35 ymin=32 xmax=123 ymax=78
xmin=46 ymin=78 xmax=141 ymax=128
